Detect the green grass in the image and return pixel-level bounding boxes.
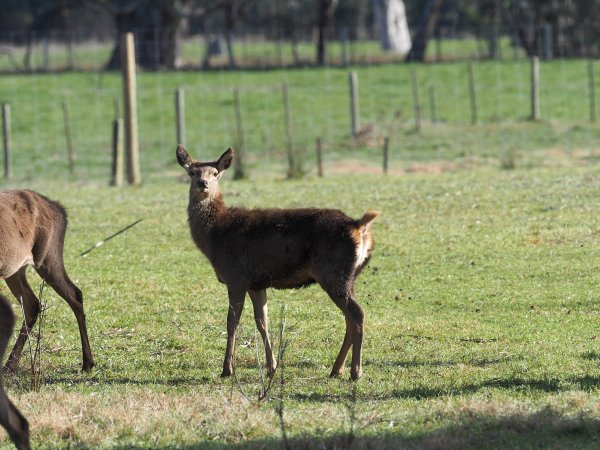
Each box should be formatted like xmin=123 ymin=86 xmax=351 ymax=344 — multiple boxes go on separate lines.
xmin=0 ymin=163 xmax=599 ymax=448
xmin=0 ymin=59 xmax=599 ymax=447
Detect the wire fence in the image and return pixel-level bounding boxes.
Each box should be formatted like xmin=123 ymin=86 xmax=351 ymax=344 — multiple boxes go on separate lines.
xmin=0 ymin=32 xmax=599 ymax=183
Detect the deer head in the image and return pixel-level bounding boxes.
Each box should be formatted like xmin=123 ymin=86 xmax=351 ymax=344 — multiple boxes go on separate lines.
xmin=176 ymin=145 xmax=233 ymax=200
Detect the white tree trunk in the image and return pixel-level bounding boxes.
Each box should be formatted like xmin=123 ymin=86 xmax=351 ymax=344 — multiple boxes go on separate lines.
xmin=373 ymin=0 xmax=412 ymax=55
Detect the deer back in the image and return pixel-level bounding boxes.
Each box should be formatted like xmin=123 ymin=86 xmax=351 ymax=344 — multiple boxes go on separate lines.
xmin=0 ymin=190 xmax=67 ymax=279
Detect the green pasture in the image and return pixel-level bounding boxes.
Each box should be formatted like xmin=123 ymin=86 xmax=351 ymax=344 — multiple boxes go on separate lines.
xmin=0 ymin=59 xmax=599 ymax=448
xmin=0 ymin=163 xmax=599 ymax=448
xmin=0 ymin=59 xmax=598 ymax=182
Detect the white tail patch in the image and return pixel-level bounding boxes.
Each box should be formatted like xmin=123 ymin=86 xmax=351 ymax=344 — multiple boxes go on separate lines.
xmin=354 ymin=210 xmax=380 ymax=268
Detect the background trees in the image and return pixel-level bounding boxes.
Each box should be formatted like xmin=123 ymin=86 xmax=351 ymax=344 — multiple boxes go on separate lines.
xmin=0 ymin=0 xmax=597 ymax=69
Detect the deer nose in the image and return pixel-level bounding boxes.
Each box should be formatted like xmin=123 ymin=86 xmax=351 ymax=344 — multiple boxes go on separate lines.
xmin=197 ymin=180 xmax=208 ymax=190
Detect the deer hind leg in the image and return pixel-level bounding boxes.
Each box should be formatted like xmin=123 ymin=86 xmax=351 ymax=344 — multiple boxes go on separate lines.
xmin=248 ymin=289 xmax=277 ymax=378
xmin=221 ymin=288 xmax=246 ymax=378
xmin=320 ymin=279 xmax=365 ymax=381
xmin=3 ymin=268 xmax=40 ymax=372
xmin=0 ymin=294 xmax=31 ymax=450
xmin=35 ymin=258 xmax=95 ymax=372
xmin=330 ymin=316 xmax=353 ymax=378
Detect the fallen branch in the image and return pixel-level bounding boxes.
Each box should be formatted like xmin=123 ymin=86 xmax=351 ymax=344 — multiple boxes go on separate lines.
xmin=80 ymin=218 xmax=143 ymax=257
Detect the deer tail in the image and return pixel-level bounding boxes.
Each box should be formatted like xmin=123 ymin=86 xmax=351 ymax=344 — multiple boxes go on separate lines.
xmin=353 ymin=210 xmax=380 ymax=273
xmin=357 ymin=209 xmax=380 ymax=229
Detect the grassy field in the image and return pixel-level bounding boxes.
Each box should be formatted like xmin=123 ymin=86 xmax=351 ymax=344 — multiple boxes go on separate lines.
xmin=0 ymin=59 xmax=599 ymax=448
xmin=0 ymin=161 xmax=599 ymax=448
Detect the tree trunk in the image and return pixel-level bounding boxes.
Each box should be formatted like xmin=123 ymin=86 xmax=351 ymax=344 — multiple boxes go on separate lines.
xmin=373 ymin=0 xmax=412 ymax=55
xmin=405 ymin=0 xmax=444 ymax=62
xmin=317 ymin=0 xmax=338 ymax=66
xmin=105 ymin=3 xmax=183 ymax=70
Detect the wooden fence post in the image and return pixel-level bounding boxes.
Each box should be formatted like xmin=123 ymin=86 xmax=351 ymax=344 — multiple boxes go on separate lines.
xmin=349 ymin=71 xmax=359 ymax=135
xmin=62 ymin=101 xmax=75 ymax=174
xmin=316 ymin=136 xmax=323 ymax=177
xmin=467 ymin=62 xmax=478 ymax=125
xmin=233 ymin=88 xmax=245 ymax=179
xmin=588 ymin=59 xmax=596 ymax=122
xmin=531 ymin=56 xmax=540 ymax=120
xmin=111 ymin=118 xmax=124 ymax=187
xmin=282 ymin=83 xmax=300 ymax=178
xmin=410 ymin=68 xmax=421 ymax=132
xmin=383 ymin=136 xmax=389 ymax=174
xmin=428 ymin=84 xmax=437 ymax=123
xmin=121 ymin=32 xmax=141 ymax=185
xmin=175 ymin=88 xmax=186 ymax=146
xmin=2 ymin=103 xmax=11 ymax=179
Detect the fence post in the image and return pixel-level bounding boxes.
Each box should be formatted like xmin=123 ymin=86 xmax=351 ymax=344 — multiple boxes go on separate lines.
xmin=383 ymin=136 xmax=389 ymax=175
xmin=349 ymin=71 xmax=359 ymax=135
xmin=175 ymin=88 xmax=186 ymax=146
xmin=588 ymin=59 xmax=596 ymax=122
xmin=62 ymin=101 xmax=75 ymax=174
xmin=111 ymin=118 xmax=124 ymax=187
xmin=233 ymin=88 xmax=245 ymax=179
xmin=282 ymin=83 xmax=299 ymax=178
xmin=2 ymin=103 xmax=11 ymax=179
xmin=121 ymin=32 xmax=141 ymax=185
xmin=316 ymin=136 xmax=323 ymax=177
xmin=428 ymin=84 xmax=437 ymax=123
xmin=467 ymin=62 xmax=478 ymax=125
xmin=410 ymin=68 xmax=421 ymax=132
xmin=530 ymin=56 xmax=540 ymax=120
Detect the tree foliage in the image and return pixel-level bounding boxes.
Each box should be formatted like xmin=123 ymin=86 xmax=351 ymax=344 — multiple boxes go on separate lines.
xmin=0 ymin=0 xmax=598 ymax=69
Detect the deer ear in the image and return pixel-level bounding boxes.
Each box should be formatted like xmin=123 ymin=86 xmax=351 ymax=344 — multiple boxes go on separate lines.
xmin=176 ymin=145 xmax=192 ymax=169
xmin=216 ymin=148 xmax=234 ymax=172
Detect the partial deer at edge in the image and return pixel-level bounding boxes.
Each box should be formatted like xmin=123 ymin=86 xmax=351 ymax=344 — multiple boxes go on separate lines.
xmin=177 ymin=146 xmax=379 ymax=380
xmin=0 ymin=190 xmax=94 ymax=373
xmin=0 ymin=294 xmax=30 ymax=450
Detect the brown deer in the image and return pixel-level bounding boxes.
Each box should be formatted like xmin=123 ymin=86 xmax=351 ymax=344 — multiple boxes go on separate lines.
xmin=177 ymin=146 xmax=379 ymax=380
xmin=0 ymin=294 xmax=30 ymax=450
xmin=0 ymin=190 xmax=94 ymax=373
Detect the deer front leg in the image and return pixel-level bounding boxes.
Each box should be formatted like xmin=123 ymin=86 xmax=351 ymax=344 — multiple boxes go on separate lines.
xmin=248 ymin=289 xmax=277 ymax=378
xmin=221 ymin=288 xmax=246 ymax=378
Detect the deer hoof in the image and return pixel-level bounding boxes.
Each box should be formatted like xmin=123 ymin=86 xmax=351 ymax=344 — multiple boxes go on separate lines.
xmin=350 ymin=368 xmax=362 ymax=381
xmin=329 ymin=368 xmax=344 ymax=378
xmin=220 ymin=369 xmax=232 ymax=378
xmin=82 ymin=361 xmax=95 ymax=372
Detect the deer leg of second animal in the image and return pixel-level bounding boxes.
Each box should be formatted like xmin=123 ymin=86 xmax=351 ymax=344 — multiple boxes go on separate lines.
xmin=248 ymin=289 xmax=277 ymax=378
xmin=3 ymin=269 xmax=40 ymax=372
xmin=36 ymin=262 xmax=95 ymax=372
xmin=221 ymin=288 xmax=246 ymax=378
xmin=0 ymin=295 xmax=31 ymax=450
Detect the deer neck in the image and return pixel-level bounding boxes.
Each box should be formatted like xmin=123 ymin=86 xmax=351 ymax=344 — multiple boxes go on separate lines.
xmin=187 ymin=189 xmax=226 ymax=252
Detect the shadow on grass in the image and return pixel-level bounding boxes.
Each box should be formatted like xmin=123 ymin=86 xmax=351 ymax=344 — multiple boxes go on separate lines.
xmin=291 ymin=375 xmax=600 ymax=403
xmin=391 ymin=376 xmax=600 ymax=400
xmin=105 ymin=407 xmax=600 ymax=450
xmin=582 ymin=350 xmax=600 ymax=361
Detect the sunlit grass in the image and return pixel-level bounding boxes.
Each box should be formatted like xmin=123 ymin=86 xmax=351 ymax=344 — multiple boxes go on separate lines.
xmin=0 ymin=163 xmax=598 ymax=447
